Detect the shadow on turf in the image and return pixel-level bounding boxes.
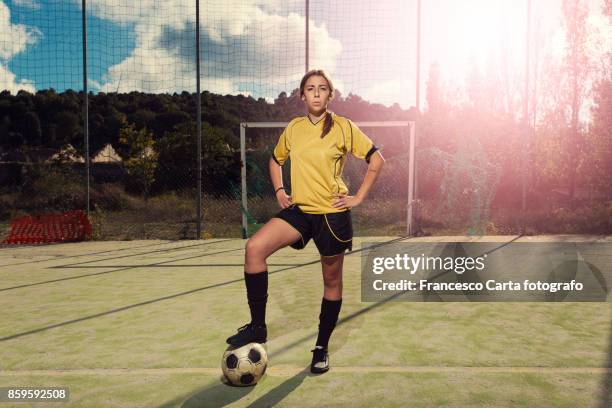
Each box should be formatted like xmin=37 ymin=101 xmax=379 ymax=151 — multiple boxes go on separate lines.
xmin=52 ymin=240 xmax=234 ymax=268
xmin=0 ymin=241 xmax=240 ymax=292
xmin=2 ymin=236 xmax=517 ymax=344
xmin=269 ymin=236 xmax=523 ymax=359
xmin=171 ymin=367 xmax=312 ymax=408
xmin=243 ymin=367 xmax=312 ymax=408
xmin=599 ymin=314 xmax=612 ymax=408
xmin=172 ymin=377 xmax=254 ymax=408
xmin=1 ymin=237 xmax=412 ymax=341
xmin=0 ymin=239 xmax=186 ymax=267
xmin=155 ymin=236 xmax=527 ymax=407
xmin=154 ymin=238 xmax=413 ymax=407
xmin=4 ymin=235 xmax=518 ymax=343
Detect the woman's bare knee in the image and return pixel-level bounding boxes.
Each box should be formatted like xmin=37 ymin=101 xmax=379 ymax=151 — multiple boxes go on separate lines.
xmin=321 ymin=253 xmax=344 ymax=296
xmin=245 ymin=237 xmax=261 ymax=255
xmin=243 ymin=218 xmax=302 ymax=273
xmin=245 ymin=238 xmax=267 ymax=263
xmin=323 ymin=276 xmax=342 ymax=290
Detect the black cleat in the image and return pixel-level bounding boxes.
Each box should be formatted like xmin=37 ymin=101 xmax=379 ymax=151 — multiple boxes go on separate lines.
xmin=310 ymin=346 xmax=329 ymax=374
xmin=226 ymin=322 xmax=267 ymax=348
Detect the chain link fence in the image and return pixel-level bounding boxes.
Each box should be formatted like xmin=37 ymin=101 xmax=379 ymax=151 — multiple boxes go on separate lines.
xmin=1 ymin=1 xmax=610 ymax=240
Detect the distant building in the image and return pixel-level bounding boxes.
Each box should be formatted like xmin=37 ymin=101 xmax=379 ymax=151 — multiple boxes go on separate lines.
xmin=91 ymin=144 xmax=125 ymax=183
xmin=46 ymin=144 xmax=85 ymax=164
xmin=92 ymin=144 xmax=123 ymax=163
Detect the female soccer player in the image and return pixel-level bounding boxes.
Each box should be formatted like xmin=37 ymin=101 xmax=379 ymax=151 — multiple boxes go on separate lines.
xmin=226 ymin=69 xmax=385 ymax=374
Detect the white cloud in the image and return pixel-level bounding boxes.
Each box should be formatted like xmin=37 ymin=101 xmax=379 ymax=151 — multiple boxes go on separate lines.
xmin=12 ymin=0 xmax=40 ymax=10
xmin=0 ymin=1 xmax=41 ymax=93
xmin=83 ymin=0 xmax=342 ymax=97
xmin=358 ymin=79 xmax=413 ymax=108
xmin=0 ymin=1 xmax=41 ymax=59
xmin=0 ymin=62 xmax=35 ymax=93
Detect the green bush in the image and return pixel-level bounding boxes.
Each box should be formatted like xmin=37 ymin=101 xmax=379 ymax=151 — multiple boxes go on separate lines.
xmin=90 ymin=183 xmax=136 ymax=211
xmin=20 ymin=165 xmax=86 ymax=212
xmin=546 ymin=203 xmax=612 ymax=234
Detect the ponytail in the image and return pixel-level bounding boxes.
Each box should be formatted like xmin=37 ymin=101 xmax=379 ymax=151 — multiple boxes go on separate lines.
xmin=321 ymin=111 xmax=334 ymax=138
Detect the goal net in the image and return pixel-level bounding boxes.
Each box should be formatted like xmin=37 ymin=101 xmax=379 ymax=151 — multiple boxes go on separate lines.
xmin=240 ymin=120 xmax=416 ymax=238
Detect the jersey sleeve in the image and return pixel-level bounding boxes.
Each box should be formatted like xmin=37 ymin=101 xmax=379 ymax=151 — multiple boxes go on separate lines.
xmin=272 ymin=123 xmax=291 ymax=165
xmin=348 ymin=119 xmax=379 ymax=163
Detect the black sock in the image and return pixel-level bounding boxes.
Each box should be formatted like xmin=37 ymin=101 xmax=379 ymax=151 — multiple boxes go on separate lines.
xmin=315 ymin=297 xmax=342 ymax=349
xmin=245 ymin=270 xmax=268 ymax=327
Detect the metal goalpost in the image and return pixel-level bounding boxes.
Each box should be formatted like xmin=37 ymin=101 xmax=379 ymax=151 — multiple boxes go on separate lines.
xmin=239 ymin=121 xmax=417 ymax=238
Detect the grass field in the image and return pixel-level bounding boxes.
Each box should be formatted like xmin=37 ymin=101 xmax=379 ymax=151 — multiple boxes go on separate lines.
xmin=0 ymin=236 xmax=610 ymax=407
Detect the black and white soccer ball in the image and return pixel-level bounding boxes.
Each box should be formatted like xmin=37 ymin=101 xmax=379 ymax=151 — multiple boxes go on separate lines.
xmin=221 ymin=342 xmax=268 ymax=386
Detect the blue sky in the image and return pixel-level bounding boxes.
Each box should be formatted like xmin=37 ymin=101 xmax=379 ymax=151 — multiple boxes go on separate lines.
xmin=6 ymin=0 xmax=135 ymax=92
xmin=1 ymin=0 xmax=609 ymax=113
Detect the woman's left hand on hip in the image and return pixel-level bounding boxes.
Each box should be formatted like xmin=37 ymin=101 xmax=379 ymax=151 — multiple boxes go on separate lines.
xmin=332 ymin=193 xmax=362 ymax=209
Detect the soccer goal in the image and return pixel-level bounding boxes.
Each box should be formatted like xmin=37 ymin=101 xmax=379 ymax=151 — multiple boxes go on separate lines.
xmin=239 ymin=120 xmax=416 ymax=238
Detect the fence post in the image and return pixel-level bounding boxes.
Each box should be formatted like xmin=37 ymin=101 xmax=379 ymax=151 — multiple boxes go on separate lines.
xmin=82 ymin=0 xmax=90 ymax=218
xmin=196 ymin=0 xmax=203 ymax=239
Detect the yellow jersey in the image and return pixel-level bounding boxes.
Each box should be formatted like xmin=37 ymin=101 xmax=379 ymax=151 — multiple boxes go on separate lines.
xmin=272 ymin=112 xmax=379 ymax=214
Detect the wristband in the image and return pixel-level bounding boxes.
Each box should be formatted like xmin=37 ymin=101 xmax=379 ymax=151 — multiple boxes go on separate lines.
xmin=274 ymin=186 xmax=285 ymax=194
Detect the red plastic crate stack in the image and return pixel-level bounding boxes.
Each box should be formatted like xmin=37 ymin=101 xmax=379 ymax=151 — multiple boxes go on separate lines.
xmin=2 ymin=210 xmax=93 ymax=244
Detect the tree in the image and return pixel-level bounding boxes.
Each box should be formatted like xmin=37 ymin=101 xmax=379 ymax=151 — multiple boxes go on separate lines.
xmin=561 ymin=0 xmax=591 ymax=203
xmin=156 ymin=121 xmax=238 ymax=195
xmin=585 ymin=0 xmax=612 ymax=200
xmin=21 ymin=111 xmax=42 ymax=145
xmin=54 ymin=111 xmax=81 ymax=147
xmin=585 ymin=80 xmax=612 ymax=199
xmin=118 ymin=116 xmax=158 ymax=199
xmin=274 ymin=91 xmax=288 ymax=106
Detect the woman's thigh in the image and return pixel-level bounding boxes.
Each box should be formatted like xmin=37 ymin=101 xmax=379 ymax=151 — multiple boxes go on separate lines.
xmin=245 ymin=217 xmax=302 ymax=259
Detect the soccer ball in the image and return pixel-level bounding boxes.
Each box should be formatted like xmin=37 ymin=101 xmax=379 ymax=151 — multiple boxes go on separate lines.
xmin=221 ymin=342 xmax=268 ymax=386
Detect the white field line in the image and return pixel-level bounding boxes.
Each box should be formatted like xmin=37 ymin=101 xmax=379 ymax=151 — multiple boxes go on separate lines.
xmin=1 ymin=365 xmax=610 ymax=377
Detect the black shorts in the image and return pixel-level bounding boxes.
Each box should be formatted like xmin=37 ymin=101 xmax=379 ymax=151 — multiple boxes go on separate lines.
xmin=273 ymin=204 xmax=353 ymax=257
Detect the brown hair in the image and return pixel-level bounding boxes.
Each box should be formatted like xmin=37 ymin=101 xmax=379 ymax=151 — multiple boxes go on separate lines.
xmin=300 ymin=69 xmax=335 ymax=138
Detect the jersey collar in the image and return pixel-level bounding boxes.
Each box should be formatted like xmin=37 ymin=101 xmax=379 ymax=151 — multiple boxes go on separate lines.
xmin=307 ymin=111 xmax=329 ymax=126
